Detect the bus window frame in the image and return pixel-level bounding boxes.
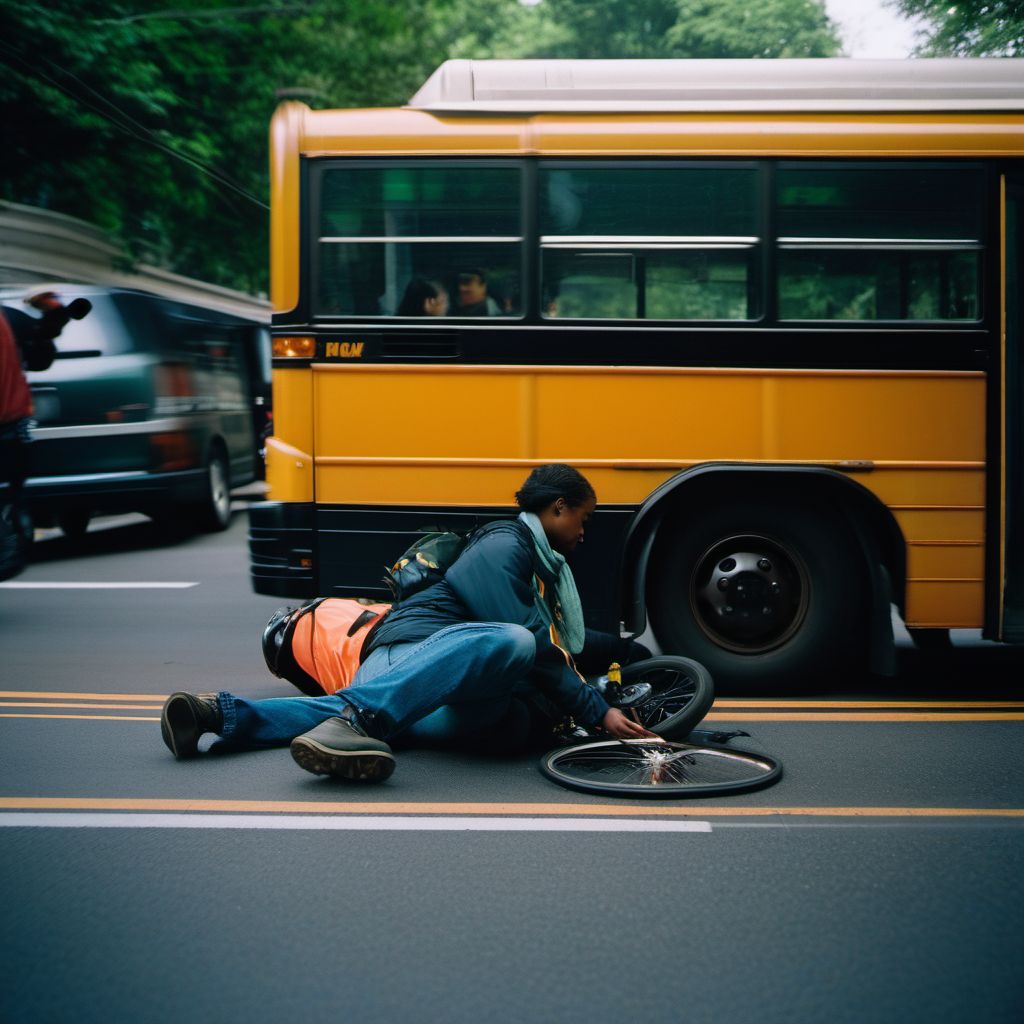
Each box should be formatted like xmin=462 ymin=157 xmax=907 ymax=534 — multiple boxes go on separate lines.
xmin=295 ymin=155 xmax=997 ymax=339
xmin=537 ymin=157 xmax=764 ymax=326
xmin=773 ymin=158 xmax=990 ymax=327
xmin=308 ymin=157 xmax=529 ymax=324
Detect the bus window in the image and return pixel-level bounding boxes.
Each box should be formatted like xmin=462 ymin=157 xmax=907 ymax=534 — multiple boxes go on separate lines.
xmin=544 ymin=252 xmax=636 ymax=319
xmin=315 ymin=164 xmax=522 ymax=318
xmin=539 ymin=163 xmax=759 ymax=321
xmin=545 ymin=249 xmax=753 ymax=320
xmin=777 ymin=163 xmax=985 ymax=322
xmin=779 ymin=250 xmax=980 ymax=321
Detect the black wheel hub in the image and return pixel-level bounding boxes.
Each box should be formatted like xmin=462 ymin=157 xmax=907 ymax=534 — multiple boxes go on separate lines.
xmin=607 ymin=682 xmax=653 ymax=709
xmin=691 ymin=535 xmax=808 ymax=653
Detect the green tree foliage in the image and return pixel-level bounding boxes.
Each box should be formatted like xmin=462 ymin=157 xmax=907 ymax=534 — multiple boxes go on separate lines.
xmin=0 ymin=0 xmax=531 ymax=292
xmin=524 ymin=0 xmax=841 ymax=58
xmin=1 ymin=1 xmax=287 ymax=292
xmin=0 ymin=0 xmax=840 ymax=295
xmin=891 ymin=0 xmax=1024 ymax=55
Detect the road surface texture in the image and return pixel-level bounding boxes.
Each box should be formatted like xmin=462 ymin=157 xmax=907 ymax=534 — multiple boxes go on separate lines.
xmin=1 ymin=507 xmax=1022 ymax=1023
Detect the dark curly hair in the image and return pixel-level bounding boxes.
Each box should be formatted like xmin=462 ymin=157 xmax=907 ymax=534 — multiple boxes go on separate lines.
xmin=515 ymin=463 xmax=596 ymax=513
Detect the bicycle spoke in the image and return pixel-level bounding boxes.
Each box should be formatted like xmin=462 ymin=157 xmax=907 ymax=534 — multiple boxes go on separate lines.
xmin=636 ymin=674 xmax=699 ymax=728
xmin=557 ymin=748 xmax=661 ymax=784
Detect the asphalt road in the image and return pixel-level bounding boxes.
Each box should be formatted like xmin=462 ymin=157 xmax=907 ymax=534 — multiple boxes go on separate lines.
xmin=1 ymin=505 xmax=1022 ymax=1024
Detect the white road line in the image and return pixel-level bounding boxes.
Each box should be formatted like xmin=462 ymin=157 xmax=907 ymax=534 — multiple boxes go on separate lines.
xmin=0 ymin=582 xmax=198 ymax=589
xmin=0 ymin=813 xmax=712 ymax=833
xmin=710 ymin=820 xmax=1024 ymax=829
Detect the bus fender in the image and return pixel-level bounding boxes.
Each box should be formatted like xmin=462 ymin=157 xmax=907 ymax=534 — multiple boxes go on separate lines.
xmin=619 ymin=463 xmax=903 ymax=677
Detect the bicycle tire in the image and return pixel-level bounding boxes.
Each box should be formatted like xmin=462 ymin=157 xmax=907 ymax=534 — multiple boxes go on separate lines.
xmin=540 ymin=738 xmax=782 ymax=798
xmin=614 ymin=656 xmax=715 ymax=739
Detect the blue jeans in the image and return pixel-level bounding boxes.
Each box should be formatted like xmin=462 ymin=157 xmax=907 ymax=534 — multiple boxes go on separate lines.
xmin=215 ymin=622 xmax=536 ymax=751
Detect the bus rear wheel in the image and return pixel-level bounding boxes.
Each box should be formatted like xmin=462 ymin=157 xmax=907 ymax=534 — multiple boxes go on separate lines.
xmin=649 ymin=498 xmax=865 ymax=689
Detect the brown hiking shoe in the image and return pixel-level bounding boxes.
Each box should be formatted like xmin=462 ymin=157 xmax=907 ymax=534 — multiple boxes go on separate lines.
xmin=290 ymin=706 xmax=395 ymax=782
xmin=161 ymin=692 xmax=222 ymax=759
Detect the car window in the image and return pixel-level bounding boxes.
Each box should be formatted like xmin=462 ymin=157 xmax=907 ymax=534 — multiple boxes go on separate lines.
xmin=2 ymin=292 xmax=134 ymax=356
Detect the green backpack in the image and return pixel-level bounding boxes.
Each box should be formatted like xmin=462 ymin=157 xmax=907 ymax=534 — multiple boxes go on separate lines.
xmin=384 ymin=531 xmax=469 ymax=602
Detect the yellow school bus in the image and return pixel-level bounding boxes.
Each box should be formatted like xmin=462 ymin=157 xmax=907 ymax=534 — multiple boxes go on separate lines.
xmin=250 ymin=58 xmax=1024 ymax=686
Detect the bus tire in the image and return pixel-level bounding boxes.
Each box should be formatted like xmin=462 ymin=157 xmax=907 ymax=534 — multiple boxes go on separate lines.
xmin=189 ymin=446 xmax=232 ymax=533
xmin=648 ymin=497 xmax=866 ymax=689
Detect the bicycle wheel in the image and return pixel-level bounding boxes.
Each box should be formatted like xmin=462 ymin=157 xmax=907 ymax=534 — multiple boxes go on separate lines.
xmin=540 ymin=738 xmax=781 ymax=798
xmin=612 ymin=656 xmax=714 ymax=739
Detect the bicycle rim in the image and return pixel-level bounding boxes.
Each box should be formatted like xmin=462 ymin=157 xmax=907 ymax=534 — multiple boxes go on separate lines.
xmin=540 ymin=739 xmax=782 ymax=798
xmin=619 ymin=658 xmax=714 ymax=739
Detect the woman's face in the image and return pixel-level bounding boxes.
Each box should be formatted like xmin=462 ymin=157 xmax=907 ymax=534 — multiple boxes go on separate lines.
xmin=424 ymin=291 xmax=449 ymax=316
xmin=539 ymin=495 xmax=596 ymax=556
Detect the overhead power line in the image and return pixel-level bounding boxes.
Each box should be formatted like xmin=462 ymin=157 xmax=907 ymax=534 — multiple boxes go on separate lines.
xmin=0 ymin=39 xmax=269 ymax=212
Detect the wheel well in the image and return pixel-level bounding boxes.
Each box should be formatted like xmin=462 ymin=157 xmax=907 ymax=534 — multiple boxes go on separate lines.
xmin=624 ymin=466 xmax=906 ymax=635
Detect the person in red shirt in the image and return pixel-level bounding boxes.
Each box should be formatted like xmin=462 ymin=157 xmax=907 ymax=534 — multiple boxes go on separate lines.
xmin=1 ymin=292 xmax=90 ymax=578
xmin=0 ymin=309 xmax=34 ymax=427
xmin=0 ymin=306 xmax=39 ymax=578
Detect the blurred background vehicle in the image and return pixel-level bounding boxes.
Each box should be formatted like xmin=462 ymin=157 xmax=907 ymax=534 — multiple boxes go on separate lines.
xmin=0 ymin=284 xmax=271 ymax=537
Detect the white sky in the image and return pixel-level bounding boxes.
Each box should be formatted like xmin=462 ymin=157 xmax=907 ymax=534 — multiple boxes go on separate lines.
xmin=824 ymin=0 xmax=927 ymax=58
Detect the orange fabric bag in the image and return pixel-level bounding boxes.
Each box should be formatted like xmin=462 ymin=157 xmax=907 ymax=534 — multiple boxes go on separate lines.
xmin=263 ymin=598 xmax=391 ymax=696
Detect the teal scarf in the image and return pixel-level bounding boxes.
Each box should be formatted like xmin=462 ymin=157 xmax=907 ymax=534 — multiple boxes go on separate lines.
xmin=518 ymin=511 xmax=586 ymax=655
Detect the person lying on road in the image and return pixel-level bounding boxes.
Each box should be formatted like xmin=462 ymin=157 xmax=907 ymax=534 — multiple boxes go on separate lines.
xmin=160 ymin=463 xmax=654 ymax=781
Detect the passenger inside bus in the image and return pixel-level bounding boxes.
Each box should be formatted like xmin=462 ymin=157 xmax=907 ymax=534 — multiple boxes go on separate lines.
xmin=455 ymin=268 xmax=502 ymax=316
xmin=396 ymin=277 xmax=449 ymax=316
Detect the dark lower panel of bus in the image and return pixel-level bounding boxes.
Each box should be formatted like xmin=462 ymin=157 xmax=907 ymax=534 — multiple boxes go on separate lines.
xmin=248 ymin=501 xmax=635 ymax=634
xmin=270 ymin=324 xmax=991 ymax=373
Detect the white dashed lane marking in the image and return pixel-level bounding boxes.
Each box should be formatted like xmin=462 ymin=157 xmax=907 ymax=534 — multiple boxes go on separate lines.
xmin=0 ymin=582 xmax=198 ymax=589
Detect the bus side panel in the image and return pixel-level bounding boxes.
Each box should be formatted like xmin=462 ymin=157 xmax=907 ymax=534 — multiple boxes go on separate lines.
xmin=265 ymin=367 xmax=314 ymax=502
xmin=270 ymin=102 xmax=304 ymax=315
xmin=310 ymin=364 xmax=986 ymax=629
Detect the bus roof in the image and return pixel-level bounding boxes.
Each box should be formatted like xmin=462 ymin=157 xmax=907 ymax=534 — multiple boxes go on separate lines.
xmin=409 ymin=59 xmax=1024 ymax=114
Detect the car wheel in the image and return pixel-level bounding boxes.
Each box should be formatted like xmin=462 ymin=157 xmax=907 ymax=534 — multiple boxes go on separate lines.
xmin=191 ymin=448 xmax=232 ymax=532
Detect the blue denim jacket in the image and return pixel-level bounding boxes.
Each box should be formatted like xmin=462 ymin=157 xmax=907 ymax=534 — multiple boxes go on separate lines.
xmin=367 ymin=520 xmax=609 ymax=726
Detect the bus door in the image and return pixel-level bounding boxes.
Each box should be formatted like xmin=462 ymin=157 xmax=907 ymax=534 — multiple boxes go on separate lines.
xmin=1001 ymin=176 xmax=1024 ymax=640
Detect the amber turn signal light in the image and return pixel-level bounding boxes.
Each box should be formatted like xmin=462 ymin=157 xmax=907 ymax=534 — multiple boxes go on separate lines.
xmin=272 ymin=335 xmax=316 ymax=358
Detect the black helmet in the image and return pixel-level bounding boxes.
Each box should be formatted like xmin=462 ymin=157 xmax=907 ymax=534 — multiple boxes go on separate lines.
xmin=261 ymin=605 xmax=297 ymax=678
xmin=260 ymin=598 xmax=328 ymax=696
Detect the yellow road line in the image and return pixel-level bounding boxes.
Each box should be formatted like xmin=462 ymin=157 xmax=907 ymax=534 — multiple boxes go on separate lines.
xmin=0 ymin=702 xmax=169 ymax=710
xmin=0 ymin=797 xmax=1020 ymax=818
xmin=0 ymin=691 xmax=166 ymax=701
xmin=2 ymin=688 xmax=1024 ymax=712
xmin=3 ymin=711 xmax=1023 ymax=723
xmin=0 ymin=714 xmax=160 ymax=721
xmin=714 ymin=700 xmax=1024 ymax=709
xmin=3 ymin=691 xmax=1024 ymax=711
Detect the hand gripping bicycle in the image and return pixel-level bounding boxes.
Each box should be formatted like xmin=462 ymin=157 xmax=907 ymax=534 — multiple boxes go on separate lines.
xmin=596 ymin=655 xmax=714 ymax=739
xmin=542 ymin=655 xmax=782 ymax=798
